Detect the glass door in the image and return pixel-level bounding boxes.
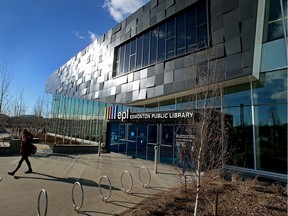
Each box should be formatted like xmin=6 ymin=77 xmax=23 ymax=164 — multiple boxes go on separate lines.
xmin=118 ymin=124 xmax=127 ymax=153
xmin=160 ymin=124 xmax=174 ymax=164
xmin=147 ymin=124 xmax=158 ymax=161
xmin=136 ymin=124 xmax=147 ymax=160
xmin=127 ymin=124 xmax=137 ymax=157
xmin=108 ymin=123 xmax=127 ymax=153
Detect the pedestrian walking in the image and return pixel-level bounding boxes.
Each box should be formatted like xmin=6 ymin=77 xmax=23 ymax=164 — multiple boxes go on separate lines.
xmin=8 ymin=129 xmax=33 ymax=176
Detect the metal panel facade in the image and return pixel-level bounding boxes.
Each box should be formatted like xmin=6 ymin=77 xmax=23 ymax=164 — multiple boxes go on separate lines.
xmin=45 ymin=0 xmax=258 ymax=105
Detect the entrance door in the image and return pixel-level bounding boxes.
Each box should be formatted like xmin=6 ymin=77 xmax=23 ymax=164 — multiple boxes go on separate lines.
xmin=147 ymin=124 xmax=158 ymax=161
xmin=136 ymin=124 xmax=147 ymax=160
xmin=160 ymin=124 xmax=174 ymax=164
xmin=127 ymin=124 xmax=137 ymax=157
xmin=108 ymin=123 xmax=127 ymax=153
xmin=126 ymin=124 xmax=147 ymax=158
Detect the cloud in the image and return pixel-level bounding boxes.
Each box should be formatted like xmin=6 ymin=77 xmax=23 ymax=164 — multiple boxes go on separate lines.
xmin=73 ymin=31 xmax=99 ymax=43
xmin=88 ymin=31 xmax=99 ymax=42
xmin=103 ymin=0 xmax=149 ymax=22
xmin=73 ymin=31 xmax=85 ymax=40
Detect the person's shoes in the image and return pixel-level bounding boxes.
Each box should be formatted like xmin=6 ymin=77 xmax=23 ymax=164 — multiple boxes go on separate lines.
xmin=8 ymin=172 xmax=15 ymax=176
xmin=25 ymin=170 xmax=33 ymax=174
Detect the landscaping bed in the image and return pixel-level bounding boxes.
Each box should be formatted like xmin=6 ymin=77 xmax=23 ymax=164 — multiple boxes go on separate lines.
xmin=119 ymin=176 xmax=287 ymax=216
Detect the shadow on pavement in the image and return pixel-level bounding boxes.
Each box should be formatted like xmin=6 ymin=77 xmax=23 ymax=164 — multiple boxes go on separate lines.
xmin=13 ymin=172 xmax=100 ymax=188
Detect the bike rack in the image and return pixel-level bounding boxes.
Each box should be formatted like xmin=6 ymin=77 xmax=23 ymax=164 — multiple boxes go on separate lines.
xmin=37 ymin=189 xmax=48 ymax=216
xmin=120 ymin=170 xmax=133 ymax=194
xmin=99 ymin=175 xmax=112 ymax=202
xmin=138 ymin=166 xmax=151 ymax=188
xmin=0 ymin=177 xmax=2 ymax=182
xmin=72 ymin=182 xmax=84 ymax=211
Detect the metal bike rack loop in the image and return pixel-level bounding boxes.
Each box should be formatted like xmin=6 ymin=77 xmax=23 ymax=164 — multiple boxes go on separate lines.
xmin=138 ymin=166 xmax=151 ymax=188
xmin=0 ymin=177 xmax=2 ymax=182
xmin=72 ymin=182 xmax=84 ymax=211
xmin=99 ymin=175 xmax=112 ymax=202
xmin=37 ymin=189 xmax=48 ymax=216
xmin=120 ymin=170 xmax=133 ymax=194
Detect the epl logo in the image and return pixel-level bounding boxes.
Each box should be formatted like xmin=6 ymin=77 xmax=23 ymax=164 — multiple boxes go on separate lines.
xmin=117 ymin=109 xmax=130 ymax=121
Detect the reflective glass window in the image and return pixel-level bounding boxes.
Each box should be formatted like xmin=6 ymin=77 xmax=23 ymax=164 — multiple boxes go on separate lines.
xmin=124 ymin=42 xmax=130 ymax=73
xmin=119 ymin=45 xmax=125 ymax=74
xmin=145 ymin=102 xmax=158 ymax=111
xmin=263 ymin=0 xmax=286 ymax=42
xmin=115 ymin=48 xmax=121 ymax=75
xmin=176 ymin=95 xmax=196 ymax=110
xmin=260 ymin=38 xmax=287 ymax=72
xmin=197 ymin=90 xmax=221 ymax=108
xmin=132 ymin=105 xmax=144 ymax=112
xmin=130 ymin=39 xmax=136 ymax=71
xmin=159 ymin=99 xmax=176 ymax=110
xmin=150 ymin=28 xmax=158 ymax=64
xmin=166 ymin=18 xmax=175 ymax=59
xmin=198 ymin=25 xmax=208 ymax=48
xmin=253 ymin=69 xmax=287 ymax=105
xmin=176 ymin=13 xmax=186 ymax=56
xmin=143 ymin=32 xmax=150 ymax=67
xmin=254 ymin=104 xmax=287 ymax=173
xmin=197 ymin=1 xmax=207 ymax=25
xmin=136 ymin=35 xmax=143 ymax=69
xmin=223 ymin=83 xmax=251 ymax=107
xmin=158 ymin=23 xmax=166 ymax=61
xmin=186 ymin=7 xmax=197 ymax=51
xmin=224 ymin=106 xmax=254 ymax=168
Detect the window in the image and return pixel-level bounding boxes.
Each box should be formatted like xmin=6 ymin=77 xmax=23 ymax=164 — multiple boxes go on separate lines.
xmin=158 ymin=23 xmax=166 ymax=61
xmin=176 ymin=13 xmax=186 ymax=56
xmin=197 ymin=2 xmax=208 ymax=47
xmin=119 ymin=46 xmax=125 ymax=74
xmin=136 ymin=36 xmax=143 ymax=69
xmin=150 ymin=28 xmax=158 ymax=64
xmin=263 ymin=0 xmax=287 ymax=42
xmin=143 ymin=32 xmax=150 ymax=67
xmin=113 ymin=0 xmax=208 ymax=77
xmin=124 ymin=42 xmax=130 ymax=73
xmin=186 ymin=7 xmax=197 ymax=51
xmin=130 ymin=39 xmax=136 ymax=71
xmin=166 ymin=18 xmax=175 ymax=59
xmin=115 ymin=48 xmax=121 ymax=75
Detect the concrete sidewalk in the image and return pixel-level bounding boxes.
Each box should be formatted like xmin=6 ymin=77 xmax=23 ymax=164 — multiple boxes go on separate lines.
xmin=0 ymin=143 xmax=181 ymax=216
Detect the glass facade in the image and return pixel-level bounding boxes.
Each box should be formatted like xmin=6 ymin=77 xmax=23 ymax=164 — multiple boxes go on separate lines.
xmin=50 ymin=95 xmax=105 ymax=143
xmin=114 ymin=0 xmax=208 ymax=76
xmin=253 ymin=70 xmax=287 ymax=174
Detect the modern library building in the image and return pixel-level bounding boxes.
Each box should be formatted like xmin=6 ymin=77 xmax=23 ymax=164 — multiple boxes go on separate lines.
xmin=45 ymin=0 xmax=287 ymax=180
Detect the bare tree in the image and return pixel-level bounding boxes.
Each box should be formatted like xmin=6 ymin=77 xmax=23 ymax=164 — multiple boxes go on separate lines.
xmin=10 ymin=89 xmax=27 ymax=137
xmin=33 ymin=95 xmax=45 ymax=117
xmin=32 ymin=94 xmax=50 ymax=130
xmin=0 ymin=61 xmax=12 ymax=114
xmin=176 ymin=46 xmax=231 ymax=216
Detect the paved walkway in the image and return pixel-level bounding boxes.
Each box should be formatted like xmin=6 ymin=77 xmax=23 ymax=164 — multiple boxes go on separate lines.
xmin=0 ymin=143 xmax=181 ymax=215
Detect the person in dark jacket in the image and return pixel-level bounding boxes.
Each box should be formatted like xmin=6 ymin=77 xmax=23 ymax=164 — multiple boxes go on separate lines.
xmin=8 ymin=129 xmax=33 ymax=176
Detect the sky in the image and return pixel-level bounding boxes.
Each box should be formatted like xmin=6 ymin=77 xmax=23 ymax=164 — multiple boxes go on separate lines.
xmin=0 ymin=0 xmax=149 ymax=115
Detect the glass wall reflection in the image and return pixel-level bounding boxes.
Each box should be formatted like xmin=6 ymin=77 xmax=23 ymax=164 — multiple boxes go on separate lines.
xmin=253 ymin=70 xmax=287 ymax=174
